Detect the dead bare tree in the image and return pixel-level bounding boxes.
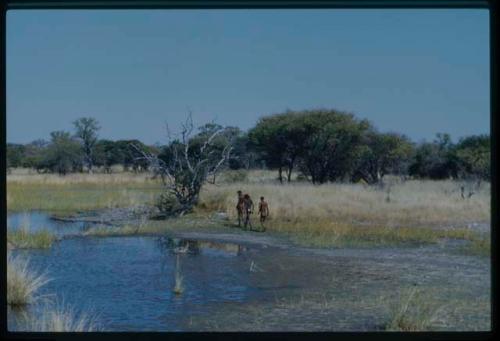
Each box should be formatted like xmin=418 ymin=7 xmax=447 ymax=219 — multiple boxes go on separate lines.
xmin=133 ymin=113 xmax=234 ymax=217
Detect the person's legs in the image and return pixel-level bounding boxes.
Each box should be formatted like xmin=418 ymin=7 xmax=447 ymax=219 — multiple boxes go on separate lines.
xmin=246 ymin=210 xmax=253 ymax=230
xmin=243 ymin=211 xmax=248 ymax=230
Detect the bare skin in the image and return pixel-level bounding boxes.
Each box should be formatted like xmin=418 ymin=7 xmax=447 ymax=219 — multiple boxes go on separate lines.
xmin=243 ymin=194 xmax=254 ymax=230
xmin=258 ymin=197 xmax=269 ymax=232
xmin=236 ymin=191 xmax=245 ymax=227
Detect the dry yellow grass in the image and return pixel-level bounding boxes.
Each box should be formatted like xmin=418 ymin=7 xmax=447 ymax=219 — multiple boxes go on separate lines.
xmin=7 ymin=254 xmax=50 ymax=306
xmin=198 ymin=174 xmax=489 ymax=247
xmin=199 ymin=179 xmax=490 ymax=230
xmin=16 ymin=302 xmax=99 ymax=331
xmin=7 ymin=169 xmax=490 ymax=248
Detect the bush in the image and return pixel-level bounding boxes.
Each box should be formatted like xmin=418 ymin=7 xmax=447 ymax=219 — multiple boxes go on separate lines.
xmin=154 ymin=192 xmax=183 ymax=217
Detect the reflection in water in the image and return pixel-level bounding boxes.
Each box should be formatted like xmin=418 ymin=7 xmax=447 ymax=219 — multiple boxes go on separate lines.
xmin=9 ymin=236 xmax=261 ymax=331
xmin=158 ymin=237 xmax=248 ymax=256
xmin=173 ymin=254 xmax=184 ymax=295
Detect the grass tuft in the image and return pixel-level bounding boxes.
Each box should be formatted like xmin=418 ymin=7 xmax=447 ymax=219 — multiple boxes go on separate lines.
xmin=19 ymin=302 xmax=99 ymax=332
xmin=385 ymin=287 xmax=443 ymax=331
xmin=7 ymin=254 xmax=50 ymax=306
xmin=173 ymin=275 xmax=184 ymax=295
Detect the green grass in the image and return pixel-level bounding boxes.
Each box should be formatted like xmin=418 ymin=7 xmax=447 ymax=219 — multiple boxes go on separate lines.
xmin=7 ymin=255 xmax=50 ymax=306
xmin=286 ymin=223 xmax=485 ymax=249
xmin=7 ymin=181 xmax=161 ymax=213
xmin=8 ymin=228 xmax=57 ymax=249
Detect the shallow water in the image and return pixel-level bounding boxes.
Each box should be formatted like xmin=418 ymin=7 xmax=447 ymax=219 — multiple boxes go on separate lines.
xmin=7 ymin=212 xmax=491 ymax=331
xmin=7 ymin=211 xmax=93 ymax=236
xmin=8 ymin=234 xmax=271 ymax=331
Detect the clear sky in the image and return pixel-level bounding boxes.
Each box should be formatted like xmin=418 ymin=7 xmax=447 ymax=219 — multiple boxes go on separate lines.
xmin=7 ymin=9 xmax=489 ymax=145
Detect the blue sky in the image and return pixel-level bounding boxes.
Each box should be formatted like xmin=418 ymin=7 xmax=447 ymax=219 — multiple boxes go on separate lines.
xmin=7 ymin=9 xmax=489 ymax=145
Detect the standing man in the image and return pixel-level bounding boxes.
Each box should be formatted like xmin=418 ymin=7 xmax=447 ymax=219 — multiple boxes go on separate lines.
xmin=243 ymin=193 xmax=254 ymax=230
xmin=258 ymin=196 xmax=269 ymax=232
xmin=236 ymin=190 xmax=245 ymax=227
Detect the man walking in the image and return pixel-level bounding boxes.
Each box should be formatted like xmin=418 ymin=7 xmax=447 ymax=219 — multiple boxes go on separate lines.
xmin=236 ymin=190 xmax=245 ymax=227
xmin=258 ymin=196 xmax=269 ymax=232
xmin=243 ymin=193 xmax=254 ymax=230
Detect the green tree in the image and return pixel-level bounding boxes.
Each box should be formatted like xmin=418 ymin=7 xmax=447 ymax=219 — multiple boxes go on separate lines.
xmin=408 ymin=133 xmax=458 ymax=179
xmin=94 ymin=139 xmax=122 ymax=173
xmin=354 ymin=131 xmax=415 ymax=184
xmin=22 ymin=139 xmax=48 ymax=171
xmin=6 ymin=144 xmax=26 ymax=169
xmin=248 ymin=111 xmax=308 ymax=183
xmin=73 ymin=117 xmax=100 ymax=173
xmin=43 ymin=131 xmax=83 ymax=175
xmin=297 ymin=110 xmax=372 ymax=184
xmin=453 ymin=134 xmax=490 ymax=181
xmin=228 ymin=132 xmax=258 ymax=170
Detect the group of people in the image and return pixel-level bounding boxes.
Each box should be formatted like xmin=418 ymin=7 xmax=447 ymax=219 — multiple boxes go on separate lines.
xmin=236 ymin=190 xmax=269 ymax=232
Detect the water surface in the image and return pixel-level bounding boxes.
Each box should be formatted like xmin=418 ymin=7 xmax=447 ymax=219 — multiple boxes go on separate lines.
xmin=7 ymin=212 xmax=491 ymax=331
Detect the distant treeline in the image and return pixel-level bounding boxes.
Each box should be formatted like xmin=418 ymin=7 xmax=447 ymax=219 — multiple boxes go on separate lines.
xmin=6 ymin=110 xmax=490 ymax=184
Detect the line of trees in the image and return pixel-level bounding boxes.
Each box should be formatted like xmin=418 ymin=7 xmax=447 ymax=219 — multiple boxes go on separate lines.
xmin=6 ymin=110 xmax=490 ymax=185
xmin=7 ymin=118 xmax=158 ymax=175
xmin=248 ymin=109 xmax=490 ymax=185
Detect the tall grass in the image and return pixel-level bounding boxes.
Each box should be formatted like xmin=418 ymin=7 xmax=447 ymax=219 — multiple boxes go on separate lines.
xmin=17 ymin=302 xmax=99 ymax=332
xmin=197 ymin=177 xmax=489 ymax=247
xmin=8 ymin=228 xmax=56 ymax=249
xmin=7 ymin=255 xmax=50 ymax=306
xmin=199 ymin=180 xmax=490 ymax=230
xmin=7 ymin=212 xmax=57 ymax=248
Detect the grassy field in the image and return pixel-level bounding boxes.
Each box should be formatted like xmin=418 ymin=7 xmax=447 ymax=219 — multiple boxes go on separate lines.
xmin=199 ymin=171 xmax=490 ymax=249
xmin=7 ymin=169 xmax=490 ymax=250
xmin=7 ymin=172 xmax=161 ymax=213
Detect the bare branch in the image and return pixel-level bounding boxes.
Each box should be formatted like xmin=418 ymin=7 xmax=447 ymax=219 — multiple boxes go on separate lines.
xmin=200 ymin=128 xmax=223 ymax=154
xmin=135 ymin=113 xmax=233 ymax=216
